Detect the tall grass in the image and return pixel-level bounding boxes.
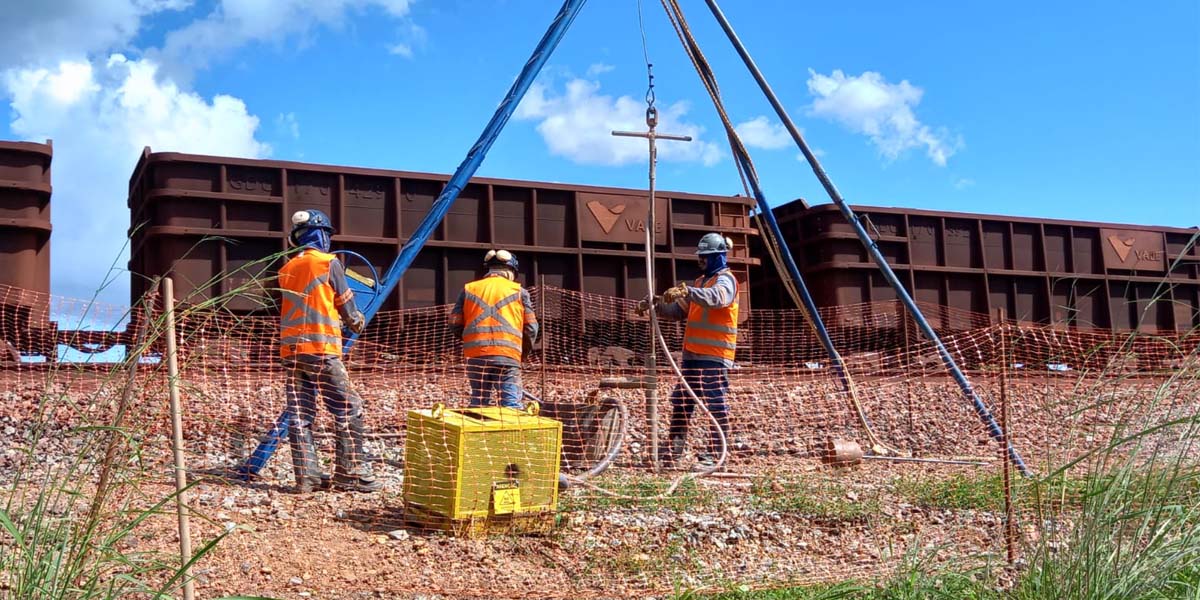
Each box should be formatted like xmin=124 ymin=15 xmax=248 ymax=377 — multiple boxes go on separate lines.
xmin=0 ymin=241 xmax=289 ymax=599
xmin=1009 ymin=367 xmax=1200 ymax=598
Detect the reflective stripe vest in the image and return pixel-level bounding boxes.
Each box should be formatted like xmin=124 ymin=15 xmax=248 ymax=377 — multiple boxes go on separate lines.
xmin=682 ymin=270 xmax=739 ymax=362
xmin=278 ymin=250 xmax=343 ymax=358
xmin=461 ymin=275 xmax=531 ymax=362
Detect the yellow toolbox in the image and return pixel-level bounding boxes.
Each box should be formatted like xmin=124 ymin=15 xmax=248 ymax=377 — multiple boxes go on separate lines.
xmin=402 ymin=403 xmax=562 ymax=537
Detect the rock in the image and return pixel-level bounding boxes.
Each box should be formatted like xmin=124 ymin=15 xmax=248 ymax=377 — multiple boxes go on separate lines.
xmin=388 ymin=529 xmax=410 ymax=541
xmin=289 ymin=576 xmax=303 ymax=585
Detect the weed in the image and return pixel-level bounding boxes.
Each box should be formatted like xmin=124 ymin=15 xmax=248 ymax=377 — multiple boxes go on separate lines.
xmin=560 ymin=473 xmax=718 ymax=512
xmin=893 ymin=473 xmax=1004 ymax=512
xmin=0 ymin=241 xmax=290 ymax=599
xmin=749 ymin=475 xmax=880 ymax=523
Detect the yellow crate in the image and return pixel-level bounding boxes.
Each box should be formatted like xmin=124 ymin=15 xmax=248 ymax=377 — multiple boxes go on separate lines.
xmin=402 ymin=403 xmax=562 ymax=537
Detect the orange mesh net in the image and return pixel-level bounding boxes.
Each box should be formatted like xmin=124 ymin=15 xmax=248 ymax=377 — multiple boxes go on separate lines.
xmin=2 ymin=280 xmax=1197 ymax=598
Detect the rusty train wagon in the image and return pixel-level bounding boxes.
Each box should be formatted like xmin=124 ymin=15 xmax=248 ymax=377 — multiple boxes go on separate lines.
xmin=0 ymin=140 xmax=53 ymax=360
xmin=127 ymin=149 xmax=759 ymax=360
xmin=753 ymin=200 xmax=1200 ymax=340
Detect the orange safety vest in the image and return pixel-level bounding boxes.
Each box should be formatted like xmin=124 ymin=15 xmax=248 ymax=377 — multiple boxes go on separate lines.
xmin=682 ymin=270 xmax=739 ymax=362
xmin=460 ymin=275 xmax=533 ymax=362
xmin=278 ymin=250 xmax=344 ymax=358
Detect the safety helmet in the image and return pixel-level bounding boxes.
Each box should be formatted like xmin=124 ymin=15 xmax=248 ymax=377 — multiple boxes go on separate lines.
xmin=695 ymin=232 xmax=733 ymax=255
xmin=289 ymin=209 xmax=335 ymax=247
xmin=483 ymin=249 xmax=519 ymax=273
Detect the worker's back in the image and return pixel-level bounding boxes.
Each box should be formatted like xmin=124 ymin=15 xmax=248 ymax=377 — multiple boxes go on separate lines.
xmin=278 ymin=249 xmax=341 ymax=358
xmin=460 ymin=275 xmax=526 ymax=362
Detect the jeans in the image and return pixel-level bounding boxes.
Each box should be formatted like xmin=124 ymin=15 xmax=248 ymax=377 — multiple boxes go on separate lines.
xmin=466 ymin=357 xmax=524 ymax=409
xmin=668 ymin=359 xmax=731 ymax=455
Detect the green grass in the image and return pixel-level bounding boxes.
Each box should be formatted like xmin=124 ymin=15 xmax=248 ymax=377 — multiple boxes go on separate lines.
xmin=674 ymin=581 xmax=864 ymax=599
xmin=0 ymin=241 xmax=290 ymax=599
xmin=893 ymin=472 xmax=1004 ymax=511
xmin=560 ymin=473 xmax=718 ymax=512
xmin=749 ymin=475 xmax=880 ymax=522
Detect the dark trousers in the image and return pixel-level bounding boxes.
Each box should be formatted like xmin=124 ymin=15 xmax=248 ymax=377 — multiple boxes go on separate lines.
xmin=668 ymin=359 xmax=731 ymax=454
xmin=284 ymin=355 xmax=371 ymax=478
xmin=285 ymin=355 xmax=363 ymax=426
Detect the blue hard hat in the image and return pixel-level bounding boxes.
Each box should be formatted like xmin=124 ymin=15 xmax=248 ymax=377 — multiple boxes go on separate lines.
xmin=484 ymin=249 xmax=519 ymax=273
xmin=289 ymin=209 xmax=335 ymax=247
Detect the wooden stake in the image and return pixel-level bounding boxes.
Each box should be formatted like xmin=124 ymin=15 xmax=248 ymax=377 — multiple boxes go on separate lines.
xmin=540 ymin=274 xmax=547 ymax=404
xmin=163 ymin=278 xmax=196 ymax=600
xmin=997 ymin=307 xmax=1016 ymax=565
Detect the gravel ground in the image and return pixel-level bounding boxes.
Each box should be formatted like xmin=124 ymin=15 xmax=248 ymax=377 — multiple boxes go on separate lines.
xmin=1 ymin=366 xmax=1196 ymax=598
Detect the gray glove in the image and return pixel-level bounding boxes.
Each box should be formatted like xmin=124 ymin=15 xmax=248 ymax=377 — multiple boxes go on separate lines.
xmin=347 ymin=311 xmax=366 ymax=334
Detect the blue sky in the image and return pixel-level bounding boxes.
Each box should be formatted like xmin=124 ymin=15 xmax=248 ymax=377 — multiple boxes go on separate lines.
xmin=2 ymin=0 xmax=1198 ymax=306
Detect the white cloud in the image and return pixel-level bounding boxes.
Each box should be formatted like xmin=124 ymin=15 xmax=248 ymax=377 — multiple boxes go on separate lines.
xmin=160 ymin=0 xmax=417 ymax=74
xmin=515 ymin=78 xmax=722 ymax=167
xmin=0 ymin=1 xmax=425 ymax=304
xmin=734 ymin=116 xmax=791 ymax=150
xmin=953 ymin=177 xmax=975 ymax=190
xmin=387 ymin=21 xmax=427 ymax=58
xmin=3 ymin=56 xmax=269 ymax=302
xmin=276 ymin=112 xmax=301 ymax=139
xmin=586 ymin=63 xmax=615 ymax=77
xmin=0 ymin=0 xmax=191 ymax=71
xmin=806 ymin=69 xmax=960 ymax=166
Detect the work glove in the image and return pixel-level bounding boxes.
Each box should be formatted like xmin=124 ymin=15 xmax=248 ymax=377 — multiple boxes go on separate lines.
xmin=347 ymin=311 xmax=366 ymax=334
xmin=662 ymin=281 xmax=689 ymax=303
xmin=635 ymin=295 xmax=660 ymax=317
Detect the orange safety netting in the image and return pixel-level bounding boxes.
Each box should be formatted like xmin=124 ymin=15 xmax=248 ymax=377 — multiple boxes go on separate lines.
xmin=1 ymin=280 xmax=1197 ymax=598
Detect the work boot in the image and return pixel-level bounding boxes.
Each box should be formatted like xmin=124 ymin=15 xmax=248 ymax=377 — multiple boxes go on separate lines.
xmin=333 ymin=412 xmax=382 ymax=493
xmin=693 ymin=453 xmax=718 ymax=472
xmin=288 ymin=425 xmax=329 ymax=493
xmin=661 ymin=435 xmax=686 ymax=469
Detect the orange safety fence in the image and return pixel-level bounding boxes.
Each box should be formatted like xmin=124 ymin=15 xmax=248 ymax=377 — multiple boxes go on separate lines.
xmin=1 ymin=280 xmax=1197 ymax=598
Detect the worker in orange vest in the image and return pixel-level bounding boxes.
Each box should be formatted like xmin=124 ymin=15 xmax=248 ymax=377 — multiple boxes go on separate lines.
xmin=448 ymin=250 xmax=539 ymax=409
xmin=638 ymin=233 xmax=738 ymax=469
xmin=278 ymin=209 xmax=380 ymax=493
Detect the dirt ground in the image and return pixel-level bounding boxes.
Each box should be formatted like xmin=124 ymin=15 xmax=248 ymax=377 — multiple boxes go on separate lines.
xmin=103 ymin=459 xmax=1013 ymax=600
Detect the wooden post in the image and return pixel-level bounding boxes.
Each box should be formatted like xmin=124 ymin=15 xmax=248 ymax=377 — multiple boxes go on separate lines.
xmin=163 ymin=278 xmax=196 ymax=600
xmin=540 ymin=275 xmax=547 ymax=403
xmin=997 ymin=307 xmax=1016 ymax=565
xmin=902 ymin=312 xmax=915 ymax=450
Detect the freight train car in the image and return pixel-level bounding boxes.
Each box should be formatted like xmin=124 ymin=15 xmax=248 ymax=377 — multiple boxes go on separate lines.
xmin=127 ymin=149 xmax=760 ymax=361
xmin=753 ymin=200 xmax=1200 ymax=336
xmin=0 ymin=140 xmax=53 ymax=360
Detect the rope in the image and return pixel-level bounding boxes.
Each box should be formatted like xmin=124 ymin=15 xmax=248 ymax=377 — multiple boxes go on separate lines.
xmin=658 ymin=0 xmax=899 ymax=456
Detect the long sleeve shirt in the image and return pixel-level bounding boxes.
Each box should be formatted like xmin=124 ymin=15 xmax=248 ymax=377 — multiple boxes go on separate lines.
xmin=448 ymin=274 xmax=539 ymax=365
xmin=657 ymin=269 xmax=738 ymax=368
xmin=327 ymin=258 xmax=363 ymax=324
